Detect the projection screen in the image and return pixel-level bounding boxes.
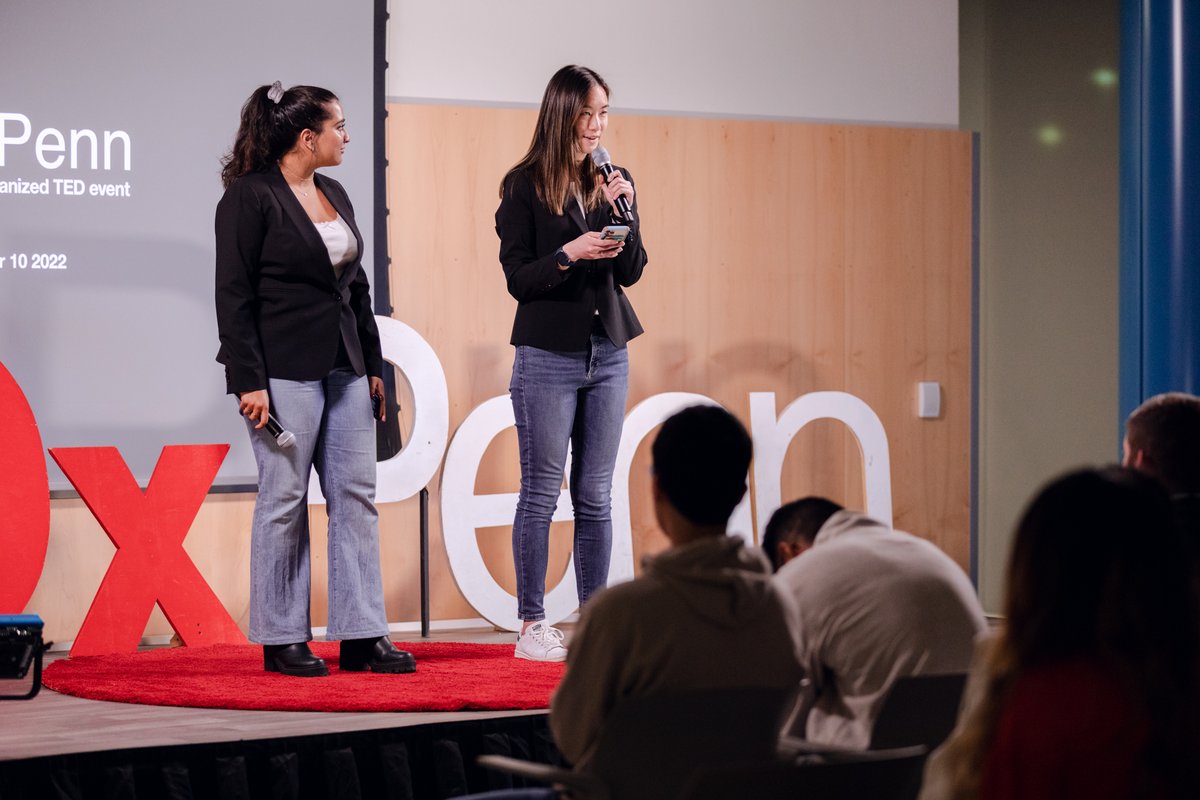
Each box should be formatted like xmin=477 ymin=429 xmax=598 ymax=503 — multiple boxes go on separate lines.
xmin=0 ymin=0 xmax=380 ymax=489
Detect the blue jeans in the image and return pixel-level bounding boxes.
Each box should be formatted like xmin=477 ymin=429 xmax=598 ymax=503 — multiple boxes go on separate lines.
xmin=509 ymin=331 xmax=629 ymax=622
xmin=245 ymin=367 xmax=389 ymax=644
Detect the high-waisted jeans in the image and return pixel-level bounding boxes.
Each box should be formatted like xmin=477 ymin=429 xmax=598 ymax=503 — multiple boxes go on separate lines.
xmin=244 ymin=367 xmax=389 ymax=644
xmin=509 ymin=329 xmax=629 ymax=622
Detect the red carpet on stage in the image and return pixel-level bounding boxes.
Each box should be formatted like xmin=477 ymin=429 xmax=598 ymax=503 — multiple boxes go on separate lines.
xmin=43 ymin=641 xmax=566 ymax=713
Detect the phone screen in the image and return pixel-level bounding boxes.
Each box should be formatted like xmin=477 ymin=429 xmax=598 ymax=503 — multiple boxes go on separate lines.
xmin=601 ymin=225 xmax=630 ymax=242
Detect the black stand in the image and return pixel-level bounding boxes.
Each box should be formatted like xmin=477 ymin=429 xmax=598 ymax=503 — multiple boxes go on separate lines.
xmin=377 ymin=387 xmax=432 ymax=640
xmin=420 ymin=487 xmax=430 ymax=638
xmin=0 ymin=651 xmax=44 ymax=701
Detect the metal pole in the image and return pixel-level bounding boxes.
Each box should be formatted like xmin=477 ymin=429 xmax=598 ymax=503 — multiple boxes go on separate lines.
xmin=420 ymin=487 xmax=430 ymax=638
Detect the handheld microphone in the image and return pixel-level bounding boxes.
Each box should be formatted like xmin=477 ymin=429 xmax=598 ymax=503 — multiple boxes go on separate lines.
xmin=263 ymin=413 xmax=296 ymax=449
xmin=237 ymin=399 xmax=296 ymax=449
xmin=591 ymin=146 xmax=633 ymax=222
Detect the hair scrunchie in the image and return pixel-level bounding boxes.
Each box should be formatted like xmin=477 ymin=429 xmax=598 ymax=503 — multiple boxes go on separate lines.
xmin=266 ymin=81 xmax=284 ymax=104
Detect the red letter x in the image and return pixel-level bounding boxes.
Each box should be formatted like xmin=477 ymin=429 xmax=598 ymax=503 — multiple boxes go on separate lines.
xmin=50 ymin=445 xmax=248 ymax=656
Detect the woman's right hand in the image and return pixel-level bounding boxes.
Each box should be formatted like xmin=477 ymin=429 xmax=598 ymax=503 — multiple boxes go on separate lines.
xmin=562 ymin=231 xmax=624 ymax=265
xmin=239 ymin=389 xmax=270 ymax=429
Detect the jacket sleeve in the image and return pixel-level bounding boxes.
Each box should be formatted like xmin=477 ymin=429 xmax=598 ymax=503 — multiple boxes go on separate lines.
xmin=610 ymin=167 xmax=647 ymax=288
xmin=496 ymin=172 xmax=573 ymax=302
xmin=336 ymin=187 xmax=384 ymax=378
xmin=350 ymin=264 xmax=383 ymax=378
xmin=214 ymin=179 xmax=268 ymax=394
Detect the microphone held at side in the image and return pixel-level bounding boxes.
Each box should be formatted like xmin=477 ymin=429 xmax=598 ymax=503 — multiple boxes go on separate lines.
xmin=235 ymin=396 xmax=296 ymax=449
xmin=263 ymin=413 xmax=296 ymax=449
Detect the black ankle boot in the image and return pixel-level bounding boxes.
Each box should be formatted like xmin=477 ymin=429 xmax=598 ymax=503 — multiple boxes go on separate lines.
xmin=263 ymin=642 xmax=329 ymax=677
xmin=339 ymin=637 xmax=416 ymax=674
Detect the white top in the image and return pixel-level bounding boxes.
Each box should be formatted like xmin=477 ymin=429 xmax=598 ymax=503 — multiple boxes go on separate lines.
xmin=774 ymin=510 xmax=988 ymax=748
xmin=571 ymin=188 xmax=600 ymax=316
xmin=572 ymin=184 xmax=586 ymax=220
xmin=314 ymin=215 xmax=358 ymax=281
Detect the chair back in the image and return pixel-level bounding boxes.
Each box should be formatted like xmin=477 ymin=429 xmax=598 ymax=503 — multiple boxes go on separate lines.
xmin=580 ymin=685 xmax=793 ymax=800
xmin=681 ymin=745 xmax=928 ymax=800
xmin=868 ymin=672 xmax=968 ymax=750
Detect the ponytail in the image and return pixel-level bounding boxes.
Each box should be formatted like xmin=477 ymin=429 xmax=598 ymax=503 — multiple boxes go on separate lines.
xmin=220 ymin=83 xmax=338 ymax=188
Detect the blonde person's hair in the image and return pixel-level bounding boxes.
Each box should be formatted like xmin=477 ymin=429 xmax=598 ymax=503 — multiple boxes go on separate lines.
xmin=936 ymin=637 xmax=1016 ymax=799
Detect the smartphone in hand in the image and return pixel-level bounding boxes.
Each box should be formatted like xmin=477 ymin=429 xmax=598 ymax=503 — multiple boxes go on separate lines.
xmin=600 ymin=225 xmax=630 ymax=243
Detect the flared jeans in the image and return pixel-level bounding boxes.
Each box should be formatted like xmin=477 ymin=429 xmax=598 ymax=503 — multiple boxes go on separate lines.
xmin=245 ymin=367 xmax=389 ymax=644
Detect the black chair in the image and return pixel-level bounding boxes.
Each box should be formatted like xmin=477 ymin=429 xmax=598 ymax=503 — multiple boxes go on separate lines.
xmin=868 ymin=672 xmax=968 ymax=750
xmin=477 ymin=686 xmax=794 ymax=800
xmin=681 ymin=745 xmax=929 ymax=800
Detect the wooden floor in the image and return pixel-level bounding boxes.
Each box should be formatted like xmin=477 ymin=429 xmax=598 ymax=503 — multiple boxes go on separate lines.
xmin=0 ymin=627 xmax=546 ymax=763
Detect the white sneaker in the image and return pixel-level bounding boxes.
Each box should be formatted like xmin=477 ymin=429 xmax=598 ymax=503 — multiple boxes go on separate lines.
xmin=515 ymin=622 xmax=568 ymax=662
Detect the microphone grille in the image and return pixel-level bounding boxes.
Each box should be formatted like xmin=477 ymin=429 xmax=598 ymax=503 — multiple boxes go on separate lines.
xmin=277 ymin=430 xmax=296 ymax=449
xmin=591 ymin=146 xmax=611 ymax=167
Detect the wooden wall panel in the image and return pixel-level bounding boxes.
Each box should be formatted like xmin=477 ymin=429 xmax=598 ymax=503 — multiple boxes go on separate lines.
xmin=386 ymin=103 xmax=974 ymax=602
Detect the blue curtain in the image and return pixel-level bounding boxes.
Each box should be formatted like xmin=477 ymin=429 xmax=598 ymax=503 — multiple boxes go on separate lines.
xmin=1121 ymin=0 xmax=1200 ymax=437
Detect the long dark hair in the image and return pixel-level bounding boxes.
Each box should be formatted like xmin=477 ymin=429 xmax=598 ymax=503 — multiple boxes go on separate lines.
xmin=945 ymin=467 xmax=1200 ymax=797
xmin=220 ymin=83 xmax=338 ymax=188
xmin=500 ymin=65 xmax=610 ymax=215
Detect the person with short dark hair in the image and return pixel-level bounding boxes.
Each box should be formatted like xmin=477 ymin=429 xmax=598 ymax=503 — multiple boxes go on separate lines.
xmin=649 ymin=403 xmax=754 ymax=526
xmin=760 ymin=496 xmax=844 ymax=570
xmin=1124 ymin=391 xmax=1200 ymax=589
xmin=1124 ymin=392 xmax=1200 ymax=495
xmin=921 ymin=468 xmax=1200 ymax=799
xmin=549 ymin=405 xmax=804 ymax=767
xmin=767 ymin=496 xmax=986 ymax=748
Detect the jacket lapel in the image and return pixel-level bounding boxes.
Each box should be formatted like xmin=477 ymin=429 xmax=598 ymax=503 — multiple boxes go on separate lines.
xmin=567 ymin=194 xmax=588 ymax=235
xmin=267 ymin=166 xmax=333 ymax=283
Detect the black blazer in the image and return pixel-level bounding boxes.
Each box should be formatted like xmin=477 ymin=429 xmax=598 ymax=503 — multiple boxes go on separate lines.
xmin=496 ymin=166 xmax=648 ymax=350
xmin=214 ymin=166 xmax=382 ymax=395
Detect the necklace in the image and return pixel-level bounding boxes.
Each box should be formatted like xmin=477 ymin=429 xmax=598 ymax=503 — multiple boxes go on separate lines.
xmin=279 ymin=163 xmax=315 ymax=197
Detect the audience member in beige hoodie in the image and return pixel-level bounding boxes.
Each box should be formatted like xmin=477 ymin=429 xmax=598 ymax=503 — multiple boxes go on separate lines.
xmin=550 ymin=405 xmax=804 ymax=767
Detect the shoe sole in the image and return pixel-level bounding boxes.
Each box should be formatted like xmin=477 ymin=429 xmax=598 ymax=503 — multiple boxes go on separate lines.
xmin=264 ymin=661 xmax=330 ymax=678
xmin=340 ymin=658 xmax=417 ymax=674
xmin=514 ymin=649 xmax=568 ymax=663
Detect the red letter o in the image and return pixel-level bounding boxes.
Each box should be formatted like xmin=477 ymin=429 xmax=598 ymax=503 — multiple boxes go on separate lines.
xmin=0 ymin=361 xmax=50 ymax=612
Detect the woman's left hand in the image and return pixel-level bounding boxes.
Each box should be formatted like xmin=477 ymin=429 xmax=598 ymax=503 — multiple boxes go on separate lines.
xmin=601 ymin=170 xmax=634 ymax=218
xmin=369 ymin=376 xmax=386 ymax=423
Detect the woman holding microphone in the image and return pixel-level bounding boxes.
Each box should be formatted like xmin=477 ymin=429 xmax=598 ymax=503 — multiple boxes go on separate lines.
xmin=496 ymin=65 xmax=649 ymax=661
xmin=215 ymin=82 xmax=413 ymax=677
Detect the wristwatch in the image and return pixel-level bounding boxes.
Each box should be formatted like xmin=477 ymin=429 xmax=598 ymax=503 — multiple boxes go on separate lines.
xmin=555 ymin=247 xmax=573 ymax=268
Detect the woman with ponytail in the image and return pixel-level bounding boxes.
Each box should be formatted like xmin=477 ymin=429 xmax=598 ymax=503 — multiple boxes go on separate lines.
xmin=215 ymin=82 xmax=413 ymax=677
